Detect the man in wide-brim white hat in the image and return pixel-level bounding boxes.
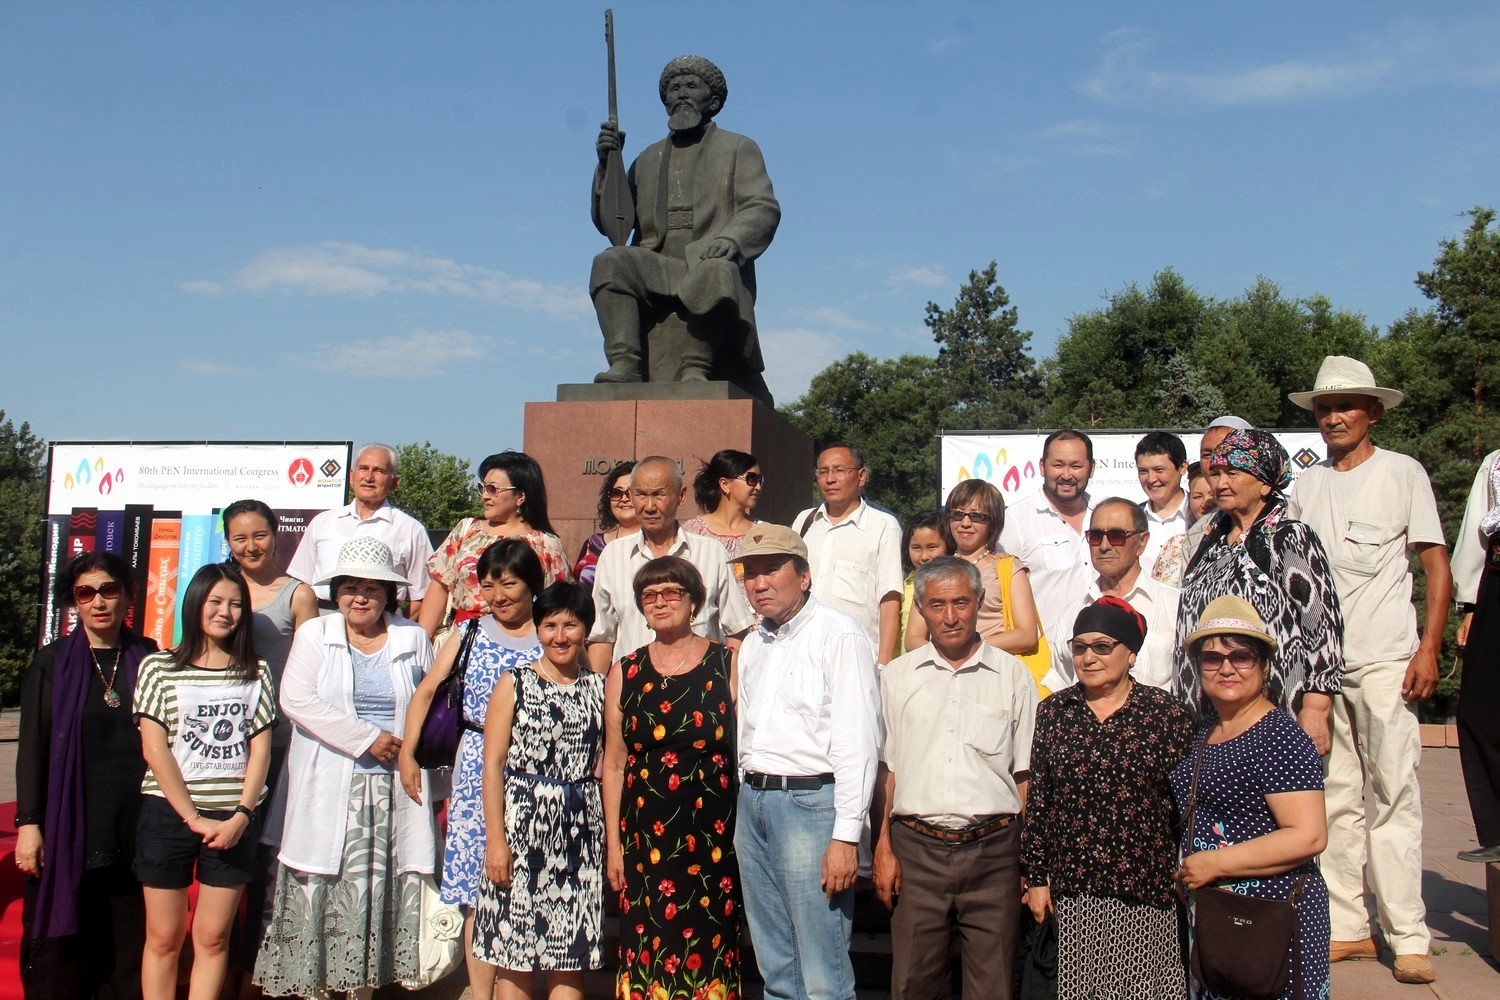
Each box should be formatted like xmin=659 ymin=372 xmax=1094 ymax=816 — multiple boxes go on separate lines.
xmin=1285 ymin=354 xmax=1451 ymax=985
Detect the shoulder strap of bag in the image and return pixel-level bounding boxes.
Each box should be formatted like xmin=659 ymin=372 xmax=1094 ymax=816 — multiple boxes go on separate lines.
xmin=450 ymin=617 xmax=481 ymax=705
xmin=996 ymin=555 xmax=1016 ymax=631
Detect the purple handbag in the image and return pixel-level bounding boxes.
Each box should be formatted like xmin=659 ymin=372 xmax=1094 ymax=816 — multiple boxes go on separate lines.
xmin=413 ymin=618 xmax=480 ymax=770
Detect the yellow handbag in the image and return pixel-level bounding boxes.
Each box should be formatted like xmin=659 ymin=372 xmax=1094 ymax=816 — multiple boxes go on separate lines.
xmin=996 ymin=555 xmax=1052 ymax=697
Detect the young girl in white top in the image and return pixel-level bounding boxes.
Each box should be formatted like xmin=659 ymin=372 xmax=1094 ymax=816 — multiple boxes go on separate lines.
xmin=132 ymin=563 xmax=275 ymax=1000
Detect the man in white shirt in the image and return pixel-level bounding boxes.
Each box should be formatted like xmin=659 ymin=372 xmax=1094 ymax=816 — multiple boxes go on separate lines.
xmin=733 ymin=523 xmax=881 ymax=1000
xmin=1286 ymin=356 xmax=1450 ymax=985
xmin=873 ymin=556 xmax=1036 ymax=1000
xmin=286 ymin=443 xmax=433 ymax=618
xmin=998 ymin=430 xmax=1097 ymax=655
xmin=1048 ymin=498 xmax=1180 ymax=691
xmin=587 ymin=455 xmax=753 ymax=671
xmin=791 ymin=443 xmax=905 ymax=664
xmin=1134 ymin=431 xmax=1189 ymax=572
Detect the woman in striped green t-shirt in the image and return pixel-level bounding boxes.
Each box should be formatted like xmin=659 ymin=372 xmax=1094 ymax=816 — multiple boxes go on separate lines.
xmin=132 ymin=562 xmax=276 ymax=1000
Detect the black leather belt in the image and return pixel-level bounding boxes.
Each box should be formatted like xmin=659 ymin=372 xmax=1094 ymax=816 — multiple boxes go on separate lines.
xmin=744 ymin=772 xmax=834 ymax=791
xmin=894 ymin=813 xmax=1016 ymax=845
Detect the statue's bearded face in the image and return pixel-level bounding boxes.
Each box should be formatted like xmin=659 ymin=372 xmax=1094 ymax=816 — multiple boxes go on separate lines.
xmin=662 ymin=74 xmax=720 ymax=132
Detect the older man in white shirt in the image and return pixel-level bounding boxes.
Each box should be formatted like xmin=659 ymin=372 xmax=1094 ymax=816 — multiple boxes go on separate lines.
xmin=873 ymin=556 xmax=1036 ymax=1000
xmin=1048 ymin=498 xmax=1180 ymax=691
xmin=733 ymin=523 xmax=881 ymax=1000
xmin=286 ymin=442 xmax=433 ymax=617
xmin=998 ymin=430 xmax=1097 ymax=654
xmin=791 ymin=443 xmax=905 ymax=664
xmin=587 ymin=456 xmax=753 ymax=671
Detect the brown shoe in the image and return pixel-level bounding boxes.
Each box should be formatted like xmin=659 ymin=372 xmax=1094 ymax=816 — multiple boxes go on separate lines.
xmin=1393 ymin=954 xmax=1436 ymax=984
xmin=1329 ymin=938 xmax=1379 ymax=962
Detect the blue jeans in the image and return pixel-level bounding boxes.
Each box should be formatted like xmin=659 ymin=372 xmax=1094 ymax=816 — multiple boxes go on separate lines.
xmin=735 ymin=782 xmax=855 ymax=1000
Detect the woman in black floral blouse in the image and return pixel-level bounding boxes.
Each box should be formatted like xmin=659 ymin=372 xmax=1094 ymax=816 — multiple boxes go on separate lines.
xmin=1021 ymin=596 xmax=1194 ymax=1000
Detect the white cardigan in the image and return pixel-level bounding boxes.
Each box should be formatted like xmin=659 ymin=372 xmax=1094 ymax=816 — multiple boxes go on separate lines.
xmin=276 ymin=612 xmax=437 ymax=876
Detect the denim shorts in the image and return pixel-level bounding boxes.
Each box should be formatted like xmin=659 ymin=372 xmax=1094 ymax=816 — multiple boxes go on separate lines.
xmin=133 ymin=794 xmax=260 ymax=889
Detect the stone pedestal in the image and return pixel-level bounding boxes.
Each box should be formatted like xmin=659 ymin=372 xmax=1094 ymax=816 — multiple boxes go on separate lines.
xmin=525 ymin=383 xmax=815 ymax=559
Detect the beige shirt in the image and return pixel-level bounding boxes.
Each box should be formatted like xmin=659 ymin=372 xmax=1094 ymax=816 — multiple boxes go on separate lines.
xmin=1288 ymin=448 xmax=1446 ymax=668
xmin=792 ymin=499 xmax=905 ymax=656
xmin=880 ymin=641 xmax=1038 ymax=828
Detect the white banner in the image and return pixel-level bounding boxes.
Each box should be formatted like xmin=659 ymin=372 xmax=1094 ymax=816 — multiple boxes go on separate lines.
xmin=42 ymin=441 xmax=351 ymax=647
xmin=938 ymin=430 xmax=1329 ymax=507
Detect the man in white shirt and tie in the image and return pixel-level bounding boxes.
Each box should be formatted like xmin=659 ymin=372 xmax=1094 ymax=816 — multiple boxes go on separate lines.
xmin=732 ymin=523 xmax=881 ymax=1000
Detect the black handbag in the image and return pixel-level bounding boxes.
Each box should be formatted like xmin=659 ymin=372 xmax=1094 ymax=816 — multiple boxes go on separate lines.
xmin=412 ymin=618 xmax=480 ymax=770
xmin=1182 ymin=735 xmax=1307 ymax=1000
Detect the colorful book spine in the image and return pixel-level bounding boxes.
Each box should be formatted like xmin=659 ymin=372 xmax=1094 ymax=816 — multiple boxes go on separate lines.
xmin=39 ymin=513 xmax=69 ymax=646
xmin=142 ymin=514 xmax=182 ymax=650
xmin=208 ymin=508 xmax=228 ymax=566
xmin=62 ymin=508 xmax=99 ymax=636
xmin=173 ymin=513 xmax=213 ymax=646
xmin=123 ymin=505 xmax=153 ymax=633
xmin=97 ymin=510 xmax=125 ymax=554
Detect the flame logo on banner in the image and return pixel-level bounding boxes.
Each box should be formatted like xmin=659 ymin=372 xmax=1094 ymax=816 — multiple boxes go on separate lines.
xmin=1024 ymin=461 xmax=1036 ymax=479
xmin=1003 ymin=465 xmax=1021 ymax=492
xmin=76 ymin=459 xmax=91 ymax=486
xmin=972 ymin=453 xmax=993 ymax=481
xmin=99 ymin=472 xmax=113 ymax=495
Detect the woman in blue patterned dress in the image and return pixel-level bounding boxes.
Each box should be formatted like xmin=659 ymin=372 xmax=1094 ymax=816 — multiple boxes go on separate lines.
xmin=1172 ymin=596 xmax=1331 ymax=1000
xmin=400 ymin=538 xmax=544 ymax=1000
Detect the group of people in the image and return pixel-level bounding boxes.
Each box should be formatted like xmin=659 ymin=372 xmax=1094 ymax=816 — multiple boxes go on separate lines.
xmin=14 ymin=353 xmax=1498 ymax=1000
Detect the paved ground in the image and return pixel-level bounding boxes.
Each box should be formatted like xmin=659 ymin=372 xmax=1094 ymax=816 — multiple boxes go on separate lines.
xmin=1 ymin=712 xmax=1493 ymax=997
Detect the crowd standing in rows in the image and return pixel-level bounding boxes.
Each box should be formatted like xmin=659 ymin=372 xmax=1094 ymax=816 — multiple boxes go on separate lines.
xmin=15 ymin=352 xmax=1492 ymax=999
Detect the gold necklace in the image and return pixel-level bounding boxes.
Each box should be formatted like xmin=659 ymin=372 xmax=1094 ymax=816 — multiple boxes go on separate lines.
xmin=88 ymin=646 xmax=122 ymax=708
xmin=652 ymin=639 xmax=697 ymax=686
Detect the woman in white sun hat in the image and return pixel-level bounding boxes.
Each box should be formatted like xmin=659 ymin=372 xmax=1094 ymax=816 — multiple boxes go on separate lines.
xmin=253 ymin=537 xmax=438 ymax=996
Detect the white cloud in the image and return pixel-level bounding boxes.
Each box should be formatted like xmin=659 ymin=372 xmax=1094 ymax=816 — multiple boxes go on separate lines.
xmin=758 ymin=328 xmax=853 ymax=405
xmin=890 ymin=265 xmax=950 ymax=290
xmin=793 ymin=306 xmax=871 ymax=332
xmin=178 ymin=360 xmax=261 ymax=376
xmin=179 ymin=279 xmax=225 ymax=295
xmin=1043 ymin=118 xmax=1130 ymax=157
xmin=190 ymin=241 xmax=591 ymax=319
xmin=297 ymin=328 xmax=492 ymax=378
xmin=1081 ymin=19 xmax=1500 ymax=107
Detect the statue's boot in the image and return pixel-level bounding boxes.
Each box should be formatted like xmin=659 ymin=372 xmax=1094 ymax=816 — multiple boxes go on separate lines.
xmin=593 ymin=290 xmax=645 ymax=383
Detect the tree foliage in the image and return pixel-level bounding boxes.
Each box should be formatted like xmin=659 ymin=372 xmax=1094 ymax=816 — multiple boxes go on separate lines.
xmin=390 ymin=441 xmax=479 ymax=531
xmin=0 ymin=411 xmax=46 ymax=703
xmin=924 ymin=261 xmax=1041 ymax=427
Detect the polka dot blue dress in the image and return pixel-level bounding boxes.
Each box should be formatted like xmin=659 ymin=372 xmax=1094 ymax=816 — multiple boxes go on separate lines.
xmin=1171 ymin=709 xmax=1331 ymax=1000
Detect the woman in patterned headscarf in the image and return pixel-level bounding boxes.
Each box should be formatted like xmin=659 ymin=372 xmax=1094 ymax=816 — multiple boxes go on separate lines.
xmin=1171 ymin=430 xmax=1345 ymax=753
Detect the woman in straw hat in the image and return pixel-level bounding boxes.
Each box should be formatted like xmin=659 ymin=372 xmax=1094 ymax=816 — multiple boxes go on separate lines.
xmin=254 ymin=537 xmax=438 ymax=996
xmin=1172 ymin=596 xmax=1331 ymax=999
xmin=1171 ymin=430 xmax=1344 ymax=753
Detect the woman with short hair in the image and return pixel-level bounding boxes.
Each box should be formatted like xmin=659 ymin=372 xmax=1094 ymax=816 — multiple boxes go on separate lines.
xmin=574 ymin=460 xmax=638 ymax=589
xmin=603 ymin=556 xmax=741 ymax=1000
xmin=16 ymin=552 xmax=158 ymax=999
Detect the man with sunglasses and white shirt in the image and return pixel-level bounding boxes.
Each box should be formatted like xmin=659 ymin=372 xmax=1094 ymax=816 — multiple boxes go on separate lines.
xmin=791 ymin=443 xmax=904 ymax=664
xmin=1047 ymin=498 xmax=1179 ymax=692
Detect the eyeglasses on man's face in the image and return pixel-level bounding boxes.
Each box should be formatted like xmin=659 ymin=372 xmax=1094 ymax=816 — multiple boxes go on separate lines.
xmin=1085 ymin=528 xmax=1143 ymax=547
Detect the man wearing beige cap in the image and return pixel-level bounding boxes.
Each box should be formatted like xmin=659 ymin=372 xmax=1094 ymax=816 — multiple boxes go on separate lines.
xmin=1286 ymin=355 xmax=1451 ymax=984
xmin=731 ymin=523 xmax=881 ymax=1000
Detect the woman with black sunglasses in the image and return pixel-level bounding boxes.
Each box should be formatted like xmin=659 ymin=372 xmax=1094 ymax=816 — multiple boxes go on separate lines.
xmin=418 ymin=450 xmax=571 ymax=639
xmin=683 ymin=448 xmax=763 ymax=560
xmin=16 ymin=551 xmax=158 ymax=999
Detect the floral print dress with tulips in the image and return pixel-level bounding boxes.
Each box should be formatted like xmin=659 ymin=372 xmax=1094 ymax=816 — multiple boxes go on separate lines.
xmin=616 ymin=642 xmax=741 ymax=1000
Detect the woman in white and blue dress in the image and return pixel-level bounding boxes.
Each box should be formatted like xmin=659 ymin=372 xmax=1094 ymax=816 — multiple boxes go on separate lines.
xmin=252 ymin=538 xmax=437 ymax=996
xmin=400 ymin=537 xmax=544 ymax=1000
xmin=473 ymin=581 xmax=606 ymax=996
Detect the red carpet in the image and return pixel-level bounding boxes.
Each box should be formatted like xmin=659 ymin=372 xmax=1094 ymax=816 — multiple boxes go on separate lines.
xmin=0 ymin=801 xmax=25 ymax=1000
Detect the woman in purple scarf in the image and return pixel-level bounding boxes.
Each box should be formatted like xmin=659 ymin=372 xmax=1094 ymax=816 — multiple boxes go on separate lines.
xmin=15 ymin=551 xmax=157 ymax=998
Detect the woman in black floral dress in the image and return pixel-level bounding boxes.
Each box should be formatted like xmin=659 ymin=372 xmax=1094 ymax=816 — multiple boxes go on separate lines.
xmin=1022 ymin=597 xmax=1194 ymax=999
xmin=603 ymin=557 xmax=742 ymax=1000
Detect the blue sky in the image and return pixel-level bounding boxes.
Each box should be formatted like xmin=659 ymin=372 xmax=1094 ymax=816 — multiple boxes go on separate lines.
xmin=3 ymin=2 xmax=1497 ymax=468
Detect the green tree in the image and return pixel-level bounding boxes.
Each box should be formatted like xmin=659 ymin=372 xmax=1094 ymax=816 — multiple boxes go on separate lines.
xmin=0 ymin=411 xmax=46 ymax=703
xmin=924 ymin=261 xmax=1040 ymax=427
xmin=390 ymin=442 xmax=479 ymax=532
